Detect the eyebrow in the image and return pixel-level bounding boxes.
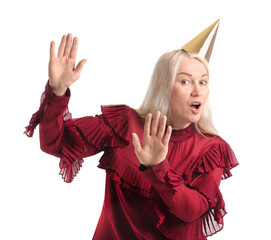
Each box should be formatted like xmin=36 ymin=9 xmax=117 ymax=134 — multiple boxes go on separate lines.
xmin=177 ymin=72 xmax=208 ymax=77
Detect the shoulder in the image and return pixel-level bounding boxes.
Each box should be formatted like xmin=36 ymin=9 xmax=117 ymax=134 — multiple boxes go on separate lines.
xmin=100 ymin=104 xmax=138 ymax=124
xmin=195 ymin=132 xmax=231 ymax=151
xmin=101 ymin=104 xmax=141 ymax=120
xmin=193 ymin=133 xmax=239 ymax=179
xmin=100 ymin=104 xmax=141 ymax=142
xmin=101 ymin=104 xmax=132 ymax=114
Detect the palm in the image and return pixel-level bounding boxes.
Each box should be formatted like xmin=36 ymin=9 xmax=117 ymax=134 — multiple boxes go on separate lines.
xmin=49 ymin=57 xmax=76 ymax=87
xmin=132 ymin=112 xmax=172 ymax=168
xmin=48 ymin=33 xmax=87 ymax=96
xmin=140 ymin=134 xmax=168 ymax=164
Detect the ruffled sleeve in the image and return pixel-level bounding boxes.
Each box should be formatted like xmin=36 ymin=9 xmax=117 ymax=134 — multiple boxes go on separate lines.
xmin=24 ymin=81 xmax=131 ymax=183
xmin=192 ymin=139 xmax=239 ymax=179
xmin=24 ymin=80 xmax=71 ymax=138
xmin=187 ymin=140 xmax=239 ymax=237
xmin=140 ymin=140 xmax=238 ymax=239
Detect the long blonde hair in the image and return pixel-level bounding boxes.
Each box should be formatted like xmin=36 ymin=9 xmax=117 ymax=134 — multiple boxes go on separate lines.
xmin=136 ymin=50 xmax=218 ymax=136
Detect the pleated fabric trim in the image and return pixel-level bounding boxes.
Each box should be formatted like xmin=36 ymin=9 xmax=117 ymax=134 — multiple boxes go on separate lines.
xmin=24 ymin=81 xmax=71 ymax=138
xmin=73 ymin=116 xmax=127 ymax=149
xmin=24 ymin=90 xmax=48 ymax=137
xmin=102 ymin=161 xmax=155 ymax=201
xmin=100 ymin=104 xmax=132 ymax=143
xmin=193 ymin=141 xmax=239 ymax=179
xmin=189 ymin=141 xmax=238 ymax=237
xmin=96 ymin=105 xmax=158 ymax=200
xmin=58 ymin=105 xmax=132 ymax=183
xmin=58 ymin=111 xmax=85 ymax=183
xmin=24 ymin=110 xmax=41 ymax=137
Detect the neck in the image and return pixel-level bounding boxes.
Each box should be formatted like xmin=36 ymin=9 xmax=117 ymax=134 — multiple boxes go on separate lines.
xmin=167 ymin=117 xmax=191 ymax=130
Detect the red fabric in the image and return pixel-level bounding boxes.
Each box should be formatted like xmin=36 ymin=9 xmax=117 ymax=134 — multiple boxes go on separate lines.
xmin=25 ymin=81 xmax=239 ymax=240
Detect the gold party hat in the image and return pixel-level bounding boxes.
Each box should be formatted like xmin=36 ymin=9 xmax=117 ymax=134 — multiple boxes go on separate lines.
xmin=182 ymin=19 xmax=220 ymax=62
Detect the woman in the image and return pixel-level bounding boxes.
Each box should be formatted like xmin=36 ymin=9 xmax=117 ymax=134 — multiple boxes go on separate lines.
xmin=25 ymin=33 xmax=238 ymax=239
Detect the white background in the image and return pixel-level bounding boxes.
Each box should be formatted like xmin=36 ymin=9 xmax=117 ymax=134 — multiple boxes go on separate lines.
xmin=1 ymin=0 xmax=270 ymax=239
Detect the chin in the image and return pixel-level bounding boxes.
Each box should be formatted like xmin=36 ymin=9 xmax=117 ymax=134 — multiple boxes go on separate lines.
xmin=189 ymin=115 xmax=201 ymax=124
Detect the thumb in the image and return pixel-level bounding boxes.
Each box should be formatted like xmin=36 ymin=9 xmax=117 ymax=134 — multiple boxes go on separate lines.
xmin=132 ymin=133 xmax=142 ymax=153
xmin=74 ymin=59 xmax=87 ymax=74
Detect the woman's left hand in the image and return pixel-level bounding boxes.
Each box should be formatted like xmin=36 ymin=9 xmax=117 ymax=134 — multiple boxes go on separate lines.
xmin=132 ymin=111 xmax=172 ymax=168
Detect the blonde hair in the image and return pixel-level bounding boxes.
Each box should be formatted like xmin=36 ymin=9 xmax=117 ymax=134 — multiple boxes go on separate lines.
xmin=136 ymin=50 xmax=219 ymax=136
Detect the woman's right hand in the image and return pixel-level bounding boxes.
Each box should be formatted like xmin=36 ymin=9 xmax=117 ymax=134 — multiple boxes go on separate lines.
xmin=48 ymin=33 xmax=87 ymax=96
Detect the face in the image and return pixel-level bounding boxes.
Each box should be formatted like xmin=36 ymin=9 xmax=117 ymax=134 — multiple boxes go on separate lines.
xmin=168 ymin=56 xmax=209 ymax=129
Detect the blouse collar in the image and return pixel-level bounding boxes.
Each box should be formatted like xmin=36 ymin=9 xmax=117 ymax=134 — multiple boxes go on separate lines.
xmin=132 ymin=108 xmax=195 ymax=142
xmin=170 ymin=123 xmax=195 ymax=142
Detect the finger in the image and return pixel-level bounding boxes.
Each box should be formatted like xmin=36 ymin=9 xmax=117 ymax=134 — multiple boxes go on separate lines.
xmin=50 ymin=41 xmax=56 ymax=61
xmin=57 ymin=35 xmax=66 ymax=57
xmin=132 ymin=133 xmax=142 ymax=154
xmin=162 ymin=126 xmax=172 ymax=146
xmin=69 ymin=36 xmax=78 ymax=59
xmin=151 ymin=111 xmax=161 ymax=136
xmin=74 ymin=59 xmax=87 ymax=75
xmin=64 ymin=33 xmax=72 ymax=57
xmin=143 ymin=113 xmax=152 ymax=140
xmin=157 ymin=115 xmax=167 ymax=139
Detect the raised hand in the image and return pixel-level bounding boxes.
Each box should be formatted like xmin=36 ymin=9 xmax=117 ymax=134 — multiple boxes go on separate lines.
xmin=132 ymin=111 xmax=172 ymax=168
xmin=48 ymin=33 xmax=87 ymax=96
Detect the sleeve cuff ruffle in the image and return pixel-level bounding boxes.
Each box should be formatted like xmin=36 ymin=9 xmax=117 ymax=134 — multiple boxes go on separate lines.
xmin=187 ymin=141 xmax=238 ymax=236
xmin=58 ymin=117 xmax=85 ymax=183
xmin=24 ymin=80 xmax=70 ymax=137
xmin=187 ymin=173 xmax=226 ymax=236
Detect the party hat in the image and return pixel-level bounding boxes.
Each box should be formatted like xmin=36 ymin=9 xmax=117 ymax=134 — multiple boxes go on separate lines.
xmin=182 ymin=19 xmax=220 ymax=62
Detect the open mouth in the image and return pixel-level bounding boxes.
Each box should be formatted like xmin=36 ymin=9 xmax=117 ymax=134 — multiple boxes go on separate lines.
xmin=190 ymin=102 xmax=201 ymax=110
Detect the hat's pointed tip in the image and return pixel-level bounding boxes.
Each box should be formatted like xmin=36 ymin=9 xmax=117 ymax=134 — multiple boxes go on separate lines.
xmin=181 ymin=19 xmax=220 ymax=62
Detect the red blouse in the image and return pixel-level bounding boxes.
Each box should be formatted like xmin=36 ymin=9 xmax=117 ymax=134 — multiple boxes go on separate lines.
xmin=25 ymin=81 xmax=239 ymax=240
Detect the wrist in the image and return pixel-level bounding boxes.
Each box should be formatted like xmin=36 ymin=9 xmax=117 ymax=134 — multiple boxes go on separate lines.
xmin=53 ymin=89 xmax=67 ymax=97
xmin=48 ymin=83 xmax=67 ymax=96
xmin=45 ymin=80 xmax=71 ymax=100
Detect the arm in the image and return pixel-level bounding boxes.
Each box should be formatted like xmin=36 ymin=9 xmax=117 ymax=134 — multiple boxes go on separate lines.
xmin=140 ymin=159 xmax=223 ymax=222
xmin=39 ymin=82 xmax=71 ymax=157
xmin=39 ymin=80 xmax=112 ymax=159
xmin=24 ymin=34 xmax=100 ymax=182
xmin=24 ymin=80 xmax=102 ymax=182
xmin=35 ymin=33 xmax=88 ymax=156
xmin=26 ymin=81 xmax=124 ymax=182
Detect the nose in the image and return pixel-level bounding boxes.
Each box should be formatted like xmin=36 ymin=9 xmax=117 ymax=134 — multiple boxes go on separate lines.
xmin=191 ymin=84 xmax=201 ymax=97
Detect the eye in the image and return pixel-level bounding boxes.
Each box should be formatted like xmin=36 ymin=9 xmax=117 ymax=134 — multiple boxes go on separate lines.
xmin=200 ymin=80 xmax=208 ymax=85
xmin=181 ymin=80 xmax=190 ymax=85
